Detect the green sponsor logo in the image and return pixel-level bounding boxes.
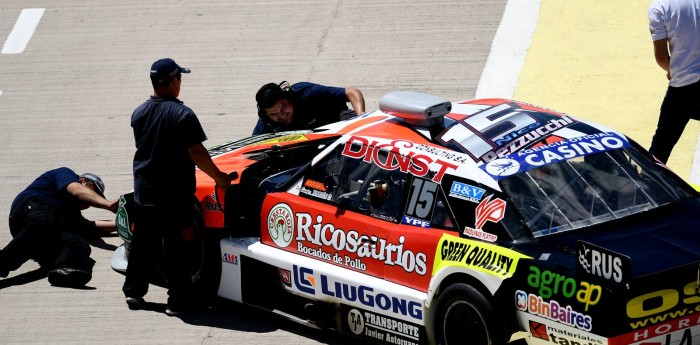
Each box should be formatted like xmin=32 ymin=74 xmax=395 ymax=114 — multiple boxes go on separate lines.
xmin=116 ymin=195 xmax=132 ymax=242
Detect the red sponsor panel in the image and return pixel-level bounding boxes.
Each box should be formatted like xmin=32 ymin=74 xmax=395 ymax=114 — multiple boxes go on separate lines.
xmin=261 ymin=193 xmax=438 ymax=291
xmin=610 ymin=313 xmax=700 ymax=345
xmin=384 ymin=224 xmax=446 ymax=291
xmin=261 ymin=193 xmax=390 ymax=281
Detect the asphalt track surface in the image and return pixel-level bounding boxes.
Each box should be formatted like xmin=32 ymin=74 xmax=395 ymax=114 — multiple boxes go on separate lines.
xmin=0 ymin=1 xmax=695 ymax=344
xmin=0 ymin=1 xmax=505 ymax=344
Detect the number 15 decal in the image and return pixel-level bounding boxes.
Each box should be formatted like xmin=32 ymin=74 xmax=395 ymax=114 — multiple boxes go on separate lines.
xmin=406 ymin=178 xmax=438 ymax=220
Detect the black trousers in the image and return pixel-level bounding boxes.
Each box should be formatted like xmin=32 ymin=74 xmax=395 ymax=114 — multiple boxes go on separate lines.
xmin=649 ymin=79 xmax=700 ymax=164
xmin=0 ymin=197 xmax=94 ymax=274
xmin=122 ymin=202 xmax=195 ymax=306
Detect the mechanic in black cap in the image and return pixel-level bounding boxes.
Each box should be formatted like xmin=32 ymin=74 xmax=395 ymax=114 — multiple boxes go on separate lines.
xmin=124 ymin=58 xmax=231 ymax=316
xmin=0 ymin=167 xmax=119 ymax=287
xmin=252 ymin=81 xmax=365 ymax=135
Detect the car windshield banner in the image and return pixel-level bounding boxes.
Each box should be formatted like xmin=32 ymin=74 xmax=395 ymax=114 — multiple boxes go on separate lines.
xmin=480 ymin=132 xmax=630 ymax=181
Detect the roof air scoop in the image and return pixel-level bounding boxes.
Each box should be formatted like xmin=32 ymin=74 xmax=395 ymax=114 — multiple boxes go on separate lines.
xmin=379 ymin=91 xmax=452 ymax=128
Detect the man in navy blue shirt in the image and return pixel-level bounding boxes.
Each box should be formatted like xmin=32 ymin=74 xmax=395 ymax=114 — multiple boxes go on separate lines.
xmin=124 ymin=58 xmax=231 ymax=316
xmin=0 ymin=167 xmax=118 ymax=287
xmin=252 ymin=81 xmax=365 ymax=135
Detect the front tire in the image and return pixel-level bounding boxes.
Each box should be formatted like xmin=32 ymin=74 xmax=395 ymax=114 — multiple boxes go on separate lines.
xmin=435 ymin=284 xmax=504 ymax=345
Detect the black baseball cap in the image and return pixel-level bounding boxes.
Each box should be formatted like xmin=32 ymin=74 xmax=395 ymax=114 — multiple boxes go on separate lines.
xmin=80 ymin=173 xmax=106 ymax=197
xmin=150 ymin=58 xmax=191 ymax=86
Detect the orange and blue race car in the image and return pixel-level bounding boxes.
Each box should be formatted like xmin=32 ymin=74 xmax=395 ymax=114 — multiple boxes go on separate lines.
xmin=112 ymin=91 xmax=700 ymax=345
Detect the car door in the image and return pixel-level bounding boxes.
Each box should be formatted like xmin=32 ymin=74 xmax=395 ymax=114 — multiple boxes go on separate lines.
xmin=261 ymin=142 xmax=397 ymax=280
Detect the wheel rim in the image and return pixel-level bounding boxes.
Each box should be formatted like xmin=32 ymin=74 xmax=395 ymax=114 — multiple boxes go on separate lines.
xmin=442 ymin=300 xmax=489 ymax=345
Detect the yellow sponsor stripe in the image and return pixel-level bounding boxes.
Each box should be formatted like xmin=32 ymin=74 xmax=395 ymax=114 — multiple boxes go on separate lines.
xmin=433 ymin=234 xmax=530 ymax=278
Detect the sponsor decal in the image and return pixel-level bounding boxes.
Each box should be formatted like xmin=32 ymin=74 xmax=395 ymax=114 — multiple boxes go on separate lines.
xmin=222 ymin=252 xmax=238 ymax=265
xmin=342 ymin=136 xmax=458 ymax=182
xmin=530 ymin=321 xmax=549 ymax=341
xmin=462 ymin=228 xmax=498 ymax=243
xmin=527 ymin=266 xmax=602 ymax=312
xmin=208 ymin=131 xmax=310 ymax=156
xmin=278 ymin=268 xmax=291 ymax=287
xmin=434 ymin=235 xmax=529 ymax=277
xmin=304 ymin=179 xmax=327 ymax=192
xmin=294 ymin=212 xmax=428 ymax=275
xmin=515 ymin=290 xmax=593 ymax=331
xmin=627 ymin=280 xmax=700 ymax=330
xmin=116 ymin=194 xmax=132 ymax=241
xmin=370 ymin=213 xmax=398 ymax=223
xmin=483 ymin=158 xmax=521 ymax=178
xmin=461 ymin=194 xmax=503 ymax=242
xmin=437 ymin=102 xmax=577 ymax=162
xmin=293 ymin=265 xmax=316 ymax=295
xmin=612 ymin=312 xmax=700 ymax=345
xmin=401 ymin=215 xmax=430 ymax=228
xmin=527 ymin=320 xmax=606 ymax=345
xmin=414 ymin=144 xmax=470 ymax=164
xmin=267 ymin=203 xmax=295 ymax=247
xmin=293 ymin=266 xmax=423 ymax=321
xmin=300 ymin=179 xmax=333 ymax=200
xmin=403 ymin=178 xmax=438 ymax=227
xmin=255 ymin=133 xmax=309 ymax=145
xmin=475 ymin=194 xmax=505 ymax=228
xmin=481 ymin=132 xmax=629 ymax=180
xmin=577 ymin=241 xmax=631 ymax=286
xmin=205 ymin=201 xmax=223 ymax=211
xmin=448 ymin=181 xmax=485 ymax=203
xmin=346 ymin=308 xmax=422 ymax=345
xmin=205 ymin=190 xmax=224 ymax=212
xmin=348 ymin=308 xmax=365 ymax=335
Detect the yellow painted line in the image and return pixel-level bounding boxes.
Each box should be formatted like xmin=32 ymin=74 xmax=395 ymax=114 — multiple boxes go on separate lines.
xmin=514 ymin=0 xmax=700 ymax=180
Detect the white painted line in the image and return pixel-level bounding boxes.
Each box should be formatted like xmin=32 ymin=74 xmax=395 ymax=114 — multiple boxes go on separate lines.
xmin=475 ymin=0 xmax=541 ymax=99
xmin=2 ymin=8 xmax=45 ymax=54
xmin=690 ymin=136 xmax=700 ymax=185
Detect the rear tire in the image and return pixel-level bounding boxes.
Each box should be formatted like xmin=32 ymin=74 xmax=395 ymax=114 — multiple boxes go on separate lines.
xmin=434 ymin=284 xmax=504 ymax=345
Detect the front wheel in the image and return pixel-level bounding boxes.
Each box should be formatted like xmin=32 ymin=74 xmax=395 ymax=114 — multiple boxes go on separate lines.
xmin=434 ymin=284 xmax=504 ymax=345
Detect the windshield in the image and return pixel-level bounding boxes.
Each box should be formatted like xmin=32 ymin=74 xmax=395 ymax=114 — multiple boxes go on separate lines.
xmin=500 ymin=147 xmax=692 ymax=237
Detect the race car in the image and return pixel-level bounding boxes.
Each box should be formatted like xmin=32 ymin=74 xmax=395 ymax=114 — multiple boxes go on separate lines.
xmin=112 ymin=91 xmax=700 ymax=345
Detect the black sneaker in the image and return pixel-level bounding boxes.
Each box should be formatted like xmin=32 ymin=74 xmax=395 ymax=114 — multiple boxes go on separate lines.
xmin=165 ymin=305 xmax=186 ymax=317
xmin=165 ymin=301 xmax=207 ymax=316
xmin=126 ymin=296 xmax=146 ymax=310
xmin=47 ymin=268 xmax=91 ymax=288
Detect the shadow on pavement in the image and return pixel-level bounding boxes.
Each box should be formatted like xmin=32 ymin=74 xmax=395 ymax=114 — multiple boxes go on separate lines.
xmin=0 ymin=267 xmax=46 ymax=289
xmin=173 ymin=299 xmax=373 ymax=345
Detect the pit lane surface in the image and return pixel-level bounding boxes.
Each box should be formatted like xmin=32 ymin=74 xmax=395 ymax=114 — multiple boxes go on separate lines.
xmin=2 ymin=0 xmax=688 ymax=344
xmin=0 ymin=1 xmax=507 ymax=344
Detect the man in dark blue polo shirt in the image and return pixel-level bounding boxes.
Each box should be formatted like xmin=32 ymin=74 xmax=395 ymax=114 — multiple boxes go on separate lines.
xmin=0 ymin=167 xmax=118 ymax=287
xmin=252 ymin=81 xmax=366 ymax=135
xmin=124 ymin=58 xmax=231 ymax=316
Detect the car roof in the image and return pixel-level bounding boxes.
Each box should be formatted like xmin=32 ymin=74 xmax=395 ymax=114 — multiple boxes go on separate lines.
xmin=314 ymin=92 xmax=625 ymax=191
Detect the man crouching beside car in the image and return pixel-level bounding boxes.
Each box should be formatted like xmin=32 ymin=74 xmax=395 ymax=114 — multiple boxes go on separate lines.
xmin=0 ymin=168 xmax=118 ymax=287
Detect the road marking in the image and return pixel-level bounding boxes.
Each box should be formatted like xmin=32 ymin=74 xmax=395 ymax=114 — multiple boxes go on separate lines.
xmin=475 ymin=0 xmax=541 ymax=99
xmin=2 ymin=8 xmax=45 ymax=54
